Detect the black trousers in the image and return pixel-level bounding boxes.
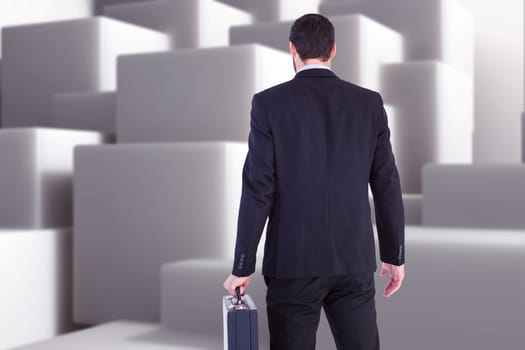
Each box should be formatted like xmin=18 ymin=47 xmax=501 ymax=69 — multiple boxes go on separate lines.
xmin=263 ymin=272 xmax=380 ymax=350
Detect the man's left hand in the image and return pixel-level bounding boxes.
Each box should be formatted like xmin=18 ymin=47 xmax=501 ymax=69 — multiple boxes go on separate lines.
xmin=223 ymin=274 xmax=251 ymax=297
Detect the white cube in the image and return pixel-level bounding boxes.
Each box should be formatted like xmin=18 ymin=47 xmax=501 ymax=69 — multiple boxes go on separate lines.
xmin=230 ymin=14 xmax=403 ymax=91
xmin=320 ymin=0 xmax=474 ymax=76
xmin=0 ymin=0 xmax=91 ymax=56
xmin=217 ymin=0 xmax=321 ymax=22
xmin=52 ymin=91 xmax=116 ymax=133
xmin=73 ymin=142 xmax=247 ymax=324
xmin=116 ymin=44 xmax=293 ymax=143
xmin=104 ymin=0 xmax=252 ymax=49
xmin=0 ymin=228 xmax=73 ymax=350
xmin=0 ymin=128 xmax=111 ymax=228
xmin=1 ymin=17 xmax=169 ymax=127
xmin=422 ymin=163 xmax=525 ymax=229
xmin=381 ymin=61 xmax=474 ymax=194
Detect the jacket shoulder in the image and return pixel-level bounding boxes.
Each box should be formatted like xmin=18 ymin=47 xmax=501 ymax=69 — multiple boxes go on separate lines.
xmin=253 ymin=79 xmax=296 ymax=100
xmin=339 ymin=79 xmax=384 ymax=105
xmin=253 ymin=75 xmax=384 ymax=111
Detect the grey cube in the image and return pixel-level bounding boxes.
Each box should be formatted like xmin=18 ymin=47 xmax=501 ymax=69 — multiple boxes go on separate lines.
xmin=52 ymin=91 xmax=116 ymax=133
xmin=104 ymin=0 xmax=251 ymax=49
xmin=1 ymin=17 xmax=169 ymax=127
xmin=0 ymin=128 xmax=110 ymax=228
xmin=0 ymin=0 xmax=91 ymax=56
xmin=217 ymin=0 xmax=320 ymax=22
xmin=422 ymin=163 xmax=525 ymax=229
xmin=381 ymin=61 xmax=473 ymax=193
xmin=116 ymin=44 xmax=293 ymax=143
xmin=73 ymin=142 xmax=248 ymax=324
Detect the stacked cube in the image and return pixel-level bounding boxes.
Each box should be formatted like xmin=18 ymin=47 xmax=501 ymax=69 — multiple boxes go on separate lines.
xmin=52 ymin=91 xmax=116 ymax=133
xmin=0 ymin=13 xmax=168 ymax=349
xmin=103 ymin=0 xmax=251 ymax=49
xmin=318 ymin=0 xmax=475 ymax=196
xmin=0 ymin=128 xmax=111 ymax=350
xmin=1 ymin=17 xmax=170 ymax=128
xmin=0 ymin=1 xmax=292 ymax=346
xmin=318 ymin=0 xmax=525 ymax=230
xmin=0 ymin=0 xmax=92 ymax=56
xmin=70 ymin=0 xmax=294 ymax=329
xmin=216 ymin=0 xmax=322 ymax=22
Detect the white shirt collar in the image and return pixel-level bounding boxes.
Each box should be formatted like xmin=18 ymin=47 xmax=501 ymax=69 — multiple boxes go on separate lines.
xmin=297 ymin=63 xmax=331 ymax=73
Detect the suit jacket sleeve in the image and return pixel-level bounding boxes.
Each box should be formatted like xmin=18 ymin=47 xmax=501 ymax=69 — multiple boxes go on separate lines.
xmin=232 ymin=93 xmax=275 ymax=277
xmin=369 ymin=92 xmax=405 ymax=266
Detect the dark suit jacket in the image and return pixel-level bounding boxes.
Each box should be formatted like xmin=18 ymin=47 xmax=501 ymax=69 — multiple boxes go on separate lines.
xmin=232 ymin=68 xmax=405 ymax=278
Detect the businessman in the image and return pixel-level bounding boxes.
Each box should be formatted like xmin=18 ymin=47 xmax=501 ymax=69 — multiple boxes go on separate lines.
xmin=223 ymin=13 xmax=405 ymax=350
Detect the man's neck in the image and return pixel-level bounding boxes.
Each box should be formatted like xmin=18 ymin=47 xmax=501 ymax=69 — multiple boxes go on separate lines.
xmin=295 ymin=59 xmax=331 ymax=73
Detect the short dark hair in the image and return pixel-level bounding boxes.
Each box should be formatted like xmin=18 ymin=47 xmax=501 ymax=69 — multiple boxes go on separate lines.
xmin=289 ymin=14 xmax=335 ymax=61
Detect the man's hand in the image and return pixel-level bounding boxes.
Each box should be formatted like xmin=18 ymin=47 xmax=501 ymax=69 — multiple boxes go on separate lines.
xmin=223 ymin=274 xmax=251 ymax=297
xmin=380 ymin=262 xmax=405 ymax=298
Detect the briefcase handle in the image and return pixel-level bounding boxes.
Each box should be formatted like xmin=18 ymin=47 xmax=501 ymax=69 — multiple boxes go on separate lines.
xmin=235 ymin=286 xmax=243 ymax=305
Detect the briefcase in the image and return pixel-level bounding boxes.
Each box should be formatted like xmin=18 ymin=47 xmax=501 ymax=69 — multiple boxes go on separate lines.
xmin=223 ymin=287 xmax=258 ymax=350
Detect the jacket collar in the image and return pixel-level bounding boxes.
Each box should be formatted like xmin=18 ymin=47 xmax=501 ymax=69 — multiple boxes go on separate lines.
xmin=294 ymin=68 xmax=338 ymax=79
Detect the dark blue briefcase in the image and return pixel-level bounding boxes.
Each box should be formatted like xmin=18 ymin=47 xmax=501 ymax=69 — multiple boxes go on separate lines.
xmin=223 ymin=287 xmax=258 ymax=350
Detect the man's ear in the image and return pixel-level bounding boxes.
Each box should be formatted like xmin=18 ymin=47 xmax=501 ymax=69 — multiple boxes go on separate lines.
xmin=289 ymin=41 xmax=296 ymax=57
xmin=330 ymin=43 xmax=337 ymax=60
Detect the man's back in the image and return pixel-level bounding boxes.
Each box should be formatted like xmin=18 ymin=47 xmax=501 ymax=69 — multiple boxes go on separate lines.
xmin=256 ymin=67 xmax=403 ymax=278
